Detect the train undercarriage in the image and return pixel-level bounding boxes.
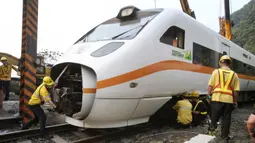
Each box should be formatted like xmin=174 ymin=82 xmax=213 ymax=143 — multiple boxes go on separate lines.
xmin=51 ymin=64 xmax=83 ymax=117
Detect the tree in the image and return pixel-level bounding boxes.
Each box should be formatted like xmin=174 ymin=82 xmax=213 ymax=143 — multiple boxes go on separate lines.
xmin=231 ymin=0 xmax=255 ymax=54
xmin=38 ymin=49 xmax=63 ymax=65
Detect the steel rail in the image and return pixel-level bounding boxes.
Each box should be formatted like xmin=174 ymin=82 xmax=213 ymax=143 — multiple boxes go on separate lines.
xmin=0 ymin=123 xmax=76 ymax=143
xmin=73 ymin=123 xmax=157 ymax=143
xmin=0 ymin=116 xmax=21 ymax=129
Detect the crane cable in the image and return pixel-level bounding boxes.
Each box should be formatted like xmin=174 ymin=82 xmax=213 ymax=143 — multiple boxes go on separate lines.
xmin=220 ymin=0 xmax=232 ymax=16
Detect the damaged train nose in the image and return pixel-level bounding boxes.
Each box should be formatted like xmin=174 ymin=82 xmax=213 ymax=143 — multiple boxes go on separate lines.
xmin=51 ymin=63 xmax=97 ymax=120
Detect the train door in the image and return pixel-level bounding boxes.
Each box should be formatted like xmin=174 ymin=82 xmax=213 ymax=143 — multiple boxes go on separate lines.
xmin=221 ymin=42 xmax=230 ymax=55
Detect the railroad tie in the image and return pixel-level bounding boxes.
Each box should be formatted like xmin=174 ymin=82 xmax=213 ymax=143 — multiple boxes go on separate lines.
xmin=17 ymin=139 xmax=32 ymax=143
xmin=51 ymin=135 xmax=69 ymax=143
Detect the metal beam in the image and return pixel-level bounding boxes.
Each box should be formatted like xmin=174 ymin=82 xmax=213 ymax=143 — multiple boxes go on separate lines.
xmin=20 ymin=0 xmax=38 ymax=124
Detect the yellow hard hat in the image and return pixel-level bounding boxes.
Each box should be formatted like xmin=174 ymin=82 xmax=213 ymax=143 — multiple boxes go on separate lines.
xmin=219 ymin=55 xmax=231 ymax=63
xmin=0 ymin=57 xmax=7 ymax=61
xmin=183 ymin=92 xmax=190 ymax=97
xmin=191 ymin=90 xmax=199 ymax=98
xmin=43 ymin=76 xmax=54 ymax=86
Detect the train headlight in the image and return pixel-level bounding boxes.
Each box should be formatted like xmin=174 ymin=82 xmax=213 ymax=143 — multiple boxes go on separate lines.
xmin=91 ymin=42 xmax=124 ymax=57
xmin=116 ymin=6 xmax=140 ymax=20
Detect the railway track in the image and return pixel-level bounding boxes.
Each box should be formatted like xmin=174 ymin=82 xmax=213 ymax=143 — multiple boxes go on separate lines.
xmin=0 ymin=121 xmax=158 ymax=143
xmin=0 ymin=116 xmax=21 ymax=129
xmin=0 ymin=123 xmax=76 ymax=143
xmin=73 ymin=123 xmax=158 ymax=143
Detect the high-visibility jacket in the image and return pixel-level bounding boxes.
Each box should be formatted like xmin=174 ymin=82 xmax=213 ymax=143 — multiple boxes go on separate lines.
xmin=28 ymin=83 xmax=51 ymax=105
xmin=247 ymin=113 xmax=255 ymax=138
xmin=193 ymin=100 xmax=207 ymax=115
xmin=173 ymin=99 xmax=193 ymax=125
xmin=0 ymin=65 xmax=12 ymax=81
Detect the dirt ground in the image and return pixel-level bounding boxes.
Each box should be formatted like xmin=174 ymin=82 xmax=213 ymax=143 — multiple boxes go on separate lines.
xmin=104 ymin=103 xmax=254 ymax=143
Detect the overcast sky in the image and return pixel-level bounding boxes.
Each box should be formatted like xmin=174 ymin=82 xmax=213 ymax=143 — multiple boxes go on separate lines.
xmin=0 ymin=0 xmax=251 ymax=59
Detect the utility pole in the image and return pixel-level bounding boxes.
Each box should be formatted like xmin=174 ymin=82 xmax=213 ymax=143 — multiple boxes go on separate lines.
xmin=20 ymin=0 xmax=38 ymax=124
xmin=154 ymin=0 xmax=157 ymax=8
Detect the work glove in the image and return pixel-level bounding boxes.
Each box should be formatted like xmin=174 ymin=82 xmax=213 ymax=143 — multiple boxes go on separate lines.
xmin=192 ymin=111 xmax=200 ymax=115
xmin=206 ymin=95 xmax=211 ymax=104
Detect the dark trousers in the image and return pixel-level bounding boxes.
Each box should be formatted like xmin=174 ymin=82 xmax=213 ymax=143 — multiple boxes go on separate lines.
xmin=174 ymin=122 xmax=190 ymax=129
xmin=0 ymin=81 xmax=10 ymax=101
xmin=209 ymin=101 xmax=234 ymax=138
xmin=192 ymin=114 xmax=207 ymax=126
xmin=22 ymin=104 xmax=46 ymax=134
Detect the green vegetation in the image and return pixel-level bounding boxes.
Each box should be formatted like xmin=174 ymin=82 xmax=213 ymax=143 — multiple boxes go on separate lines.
xmin=231 ymin=0 xmax=255 ymax=54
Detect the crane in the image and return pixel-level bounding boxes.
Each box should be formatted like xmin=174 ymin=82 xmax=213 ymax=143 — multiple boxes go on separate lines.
xmin=179 ymin=0 xmax=232 ymax=40
xmin=219 ymin=0 xmax=233 ymax=40
xmin=179 ymin=0 xmax=196 ymax=19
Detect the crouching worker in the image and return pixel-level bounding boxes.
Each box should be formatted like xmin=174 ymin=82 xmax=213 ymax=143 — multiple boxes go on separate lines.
xmin=173 ymin=94 xmax=192 ymax=129
xmin=190 ymin=91 xmax=208 ymax=126
xmin=22 ymin=76 xmax=56 ymax=135
xmin=247 ymin=110 xmax=255 ymax=141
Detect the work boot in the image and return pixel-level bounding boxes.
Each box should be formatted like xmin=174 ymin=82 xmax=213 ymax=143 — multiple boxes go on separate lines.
xmin=21 ymin=124 xmax=29 ymax=130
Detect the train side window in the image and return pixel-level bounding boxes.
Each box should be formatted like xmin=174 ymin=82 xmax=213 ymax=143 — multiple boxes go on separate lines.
xmin=193 ymin=42 xmax=218 ymax=68
xmin=160 ymin=26 xmax=185 ymax=49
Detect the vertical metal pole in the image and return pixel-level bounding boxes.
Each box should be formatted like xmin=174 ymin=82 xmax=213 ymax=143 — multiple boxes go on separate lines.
xmin=20 ymin=0 xmax=38 ymax=124
xmin=154 ymin=0 xmax=157 ymax=8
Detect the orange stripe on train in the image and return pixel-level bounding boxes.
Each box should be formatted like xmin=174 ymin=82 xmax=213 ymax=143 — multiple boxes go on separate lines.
xmin=96 ymin=60 xmax=255 ymax=89
xmin=83 ymin=88 xmax=97 ymax=93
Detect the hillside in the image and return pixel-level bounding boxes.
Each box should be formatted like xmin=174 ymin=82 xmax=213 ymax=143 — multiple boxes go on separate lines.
xmin=231 ymin=0 xmax=255 ymax=54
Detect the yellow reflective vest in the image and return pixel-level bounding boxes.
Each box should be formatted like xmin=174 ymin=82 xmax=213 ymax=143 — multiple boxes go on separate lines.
xmin=28 ymin=84 xmax=51 ymax=105
xmin=213 ymin=69 xmax=234 ymax=95
xmin=208 ymin=67 xmax=240 ymax=103
xmin=173 ymin=99 xmax=192 ymax=125
xmin=0 ymin=65 xmax=12 ymax=81
xmin=193 ymin=100 xmax=207 ymax=115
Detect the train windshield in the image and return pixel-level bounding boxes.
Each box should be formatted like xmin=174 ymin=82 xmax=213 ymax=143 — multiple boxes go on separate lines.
xmin=77 ymin=10 xmax=161 ymax=43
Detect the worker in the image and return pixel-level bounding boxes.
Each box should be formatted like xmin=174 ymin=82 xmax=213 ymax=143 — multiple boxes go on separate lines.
xmin=21 ymin=76 xmax=57 ymax=136
xmin=247 ymin=110 xmax=255 ymax=141
xmin=190 ymin=91 xmax=208 ymax=126
xmin=207 ymin=55 xmax=240 ymax=140
xmin=0 ymin=63 xmax=3 ymax=108
xmin=173 ymin=94 xmax=193 ymax=128
xmin=0 ymin=56 xmax=20 ymax=101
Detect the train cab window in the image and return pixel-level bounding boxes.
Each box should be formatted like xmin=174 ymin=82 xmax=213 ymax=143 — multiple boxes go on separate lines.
xmin=160 ymin=26 xmax=185 ymax=49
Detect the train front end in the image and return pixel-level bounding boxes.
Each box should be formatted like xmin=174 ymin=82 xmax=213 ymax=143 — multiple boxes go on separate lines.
xmin=51 ymin=6 xmax=162 ymax=128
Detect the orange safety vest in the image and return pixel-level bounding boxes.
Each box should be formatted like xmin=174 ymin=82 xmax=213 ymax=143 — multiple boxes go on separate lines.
xmin=213 ymin=69 xmax=235 ymax=96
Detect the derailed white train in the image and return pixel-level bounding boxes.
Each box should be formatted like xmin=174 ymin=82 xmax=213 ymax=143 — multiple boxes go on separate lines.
xmin=51 ymin=6 xmax=255 ymax=128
